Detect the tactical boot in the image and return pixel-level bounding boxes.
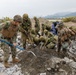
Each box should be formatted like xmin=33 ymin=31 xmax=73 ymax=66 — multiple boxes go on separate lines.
xmin=12 ymin=58 xmax=20 ymax=63
xmin=4 ymin=62 xmax=10 ymax=68
xmin=0 ymin=58 xmax=3 ymax=62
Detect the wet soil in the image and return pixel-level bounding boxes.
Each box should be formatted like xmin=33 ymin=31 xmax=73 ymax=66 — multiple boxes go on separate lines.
xmin=18 ymin=46 xmax=76 ymax=75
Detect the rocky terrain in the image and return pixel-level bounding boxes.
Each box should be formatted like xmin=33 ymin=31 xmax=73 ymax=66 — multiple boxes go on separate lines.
xmin=17 ymin=38 xmax=76 ymax=75
xmin=1 ymin=42 xmax=76 ymax=75
xmin=0 ymin=19 xmax=76 ymax=75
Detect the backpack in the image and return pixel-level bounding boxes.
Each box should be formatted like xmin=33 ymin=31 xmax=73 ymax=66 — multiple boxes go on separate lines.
xmin=1 ymin=21 xmax=18 ymax=38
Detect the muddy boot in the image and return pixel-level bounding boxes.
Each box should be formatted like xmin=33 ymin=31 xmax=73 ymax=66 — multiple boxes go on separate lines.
xmin=4 ymin=62 xmax=10 ymax=68
xmin=62 ymin=49 xmax=67 ymax=58
xmin=57 ymin=51 xmax=61 ymax=57
xmin=51 ymin=68 xmax=55 ymax=74
xmin=0 ymin=58 xmax=3 ymax=62
xmin=12 ymin=58 xmax=20 ymax=63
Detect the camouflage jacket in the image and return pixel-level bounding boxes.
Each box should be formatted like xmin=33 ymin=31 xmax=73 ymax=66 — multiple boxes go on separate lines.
xmin=21 ymin=18 xmax=31 ymax=32
xmin=34 ymin=18 xmax=40 ymax=32
xmin=0 ymin=21 xmax=18 ymax=43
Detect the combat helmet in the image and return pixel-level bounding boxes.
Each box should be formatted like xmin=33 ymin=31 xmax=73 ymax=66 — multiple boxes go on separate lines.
xmin=31 ymin=29 xmax=36 ymax=34
xmin=58 ymin=21 xmax=64 ymax=28
xmin=34 ymin=16 xmax=37 ymax=20
xmin=46 ymin=25 xmax=51 ymax=31
xmin=23 ymin=13 xmax=28 ymax=19
xmin=13 ymin=15 xmax=22 ymax=23
xmin=44 ymin=29 xmax=48 ymax=35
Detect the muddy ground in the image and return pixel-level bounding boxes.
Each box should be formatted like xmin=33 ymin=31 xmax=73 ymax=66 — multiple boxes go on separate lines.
xmin=18 ymin=41 xmax=76 ymax=75
xmin=17 ymin=19 xmax=76 ymax=75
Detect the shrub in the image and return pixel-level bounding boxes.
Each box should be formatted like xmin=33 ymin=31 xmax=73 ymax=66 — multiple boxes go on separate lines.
xmin=62 ymin=17 xmax=76 ymax=22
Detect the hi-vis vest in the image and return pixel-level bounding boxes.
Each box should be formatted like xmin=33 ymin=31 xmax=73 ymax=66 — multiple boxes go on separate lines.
xmin=1 ymin=22 xmax=18 ymax=38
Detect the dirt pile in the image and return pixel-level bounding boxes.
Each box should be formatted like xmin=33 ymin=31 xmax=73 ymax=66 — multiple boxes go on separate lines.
xmin=18 ymin=46 xmax=69 ymax=75
xmin=18 ymin=47 xmax=57 ymax=74
xmin=18 ymin=41 xmax=76 ymax=75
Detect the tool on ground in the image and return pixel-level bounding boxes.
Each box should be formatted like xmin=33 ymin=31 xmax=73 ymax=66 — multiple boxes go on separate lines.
xmin=0 ymin=39 xmax=36 ymax=57
xmin=0 ymin=39 xmax=24 ymax=50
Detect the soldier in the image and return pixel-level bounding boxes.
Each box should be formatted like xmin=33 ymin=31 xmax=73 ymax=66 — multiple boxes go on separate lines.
xmin=69 ymin=26 xmax=76 ymax=40
xmin=57 ymin=22 xmax=70 ymax=57
xmin=51 ymin=22 xmax=58 ymax=35
xmin=56 ymin=22 xmax=63 ymax=53
xmin=41 ymin=23 xmax=46 ymax=36
xmin=34 ymin=16 xmax=40 ymax=37
xmin=46 ymin=33 xmax=56 ymax=49
xmin=19 ymin=13 xmax=32 ymax=49
xmin=45 ymin=24 xmax=51 ymax=32
xmin=0 ymin=15 xmax=22 ymax=68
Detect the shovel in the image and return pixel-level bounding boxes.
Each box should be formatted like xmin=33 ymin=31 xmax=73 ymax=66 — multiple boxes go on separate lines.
xmin=0 ymin=39 xmax=36 ymax=57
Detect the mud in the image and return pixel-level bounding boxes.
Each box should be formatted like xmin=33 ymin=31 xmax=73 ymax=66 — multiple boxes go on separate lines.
xmin=17 ymin=47 xmax=67 ymax=74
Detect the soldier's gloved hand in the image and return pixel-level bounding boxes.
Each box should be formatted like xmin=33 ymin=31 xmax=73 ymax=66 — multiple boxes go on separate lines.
xmin=13 ymin=43 xmax=17 ymax=46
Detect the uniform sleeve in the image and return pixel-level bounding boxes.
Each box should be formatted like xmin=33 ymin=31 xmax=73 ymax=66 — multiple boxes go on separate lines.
xmin=28 ymin=18 xmax=32 ymax=28
xmin=18 ymin=25 xmax=29 ymax=37
xmin=18 ymin=25 xmax=26 ymax=33
xmin=29 ymin=18 xmax=31 ymax=25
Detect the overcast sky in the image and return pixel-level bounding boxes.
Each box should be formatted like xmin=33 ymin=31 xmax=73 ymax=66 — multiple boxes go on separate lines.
xmin=0 ymin=0 xmax=76 ymax=18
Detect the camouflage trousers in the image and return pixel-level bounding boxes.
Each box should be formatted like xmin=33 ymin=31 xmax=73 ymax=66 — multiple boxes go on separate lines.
xmin=21 ymin=32 xmax=32 ymax=49
xmin=1 ymin=38 xmax=16 ymax=62
xmin=62 ymin=42 xmax=69 ymax=49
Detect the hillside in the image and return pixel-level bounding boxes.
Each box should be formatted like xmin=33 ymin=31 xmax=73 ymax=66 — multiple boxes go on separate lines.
xmin=44 ymin=12 xmax=76 ymax=19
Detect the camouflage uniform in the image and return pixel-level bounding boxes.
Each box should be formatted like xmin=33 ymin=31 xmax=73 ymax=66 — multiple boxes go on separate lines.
xmin=41 ymin=24 xmax=46 ymax=36
xmin=43 ymin=30 xmax=56 ymax=49
xmin=1 ymin=37 xmax=17 ymax=62
xmin=20 ymin=14 xmax=32 ymax=49
xmin=46 ymin=34 xmax=56 ymax=49
xmin=1 ymin=15 xmax=22 ymax=68
xmin=57 ymin=22 xmax=70 ymax=57
xmin=69 ymin=26 xmax=76 ymax=40
xmin=45 ymin=24 xmax=51 ymax=31
xmin=34 ymin=17 xmax=40 ymax=37
xmin=0 ymin=15 xmax=22 ymax=66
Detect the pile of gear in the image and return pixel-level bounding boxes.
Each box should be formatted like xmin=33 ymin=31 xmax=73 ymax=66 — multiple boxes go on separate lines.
xmin=30 ymin=21 xmax=76 ymax=50
xmin=30 ymin=23 xmax=57 ymax=49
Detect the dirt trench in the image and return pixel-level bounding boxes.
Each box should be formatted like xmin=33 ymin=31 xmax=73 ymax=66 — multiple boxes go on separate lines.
xmin=17 ymin=45 xmax=76 ymax=75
